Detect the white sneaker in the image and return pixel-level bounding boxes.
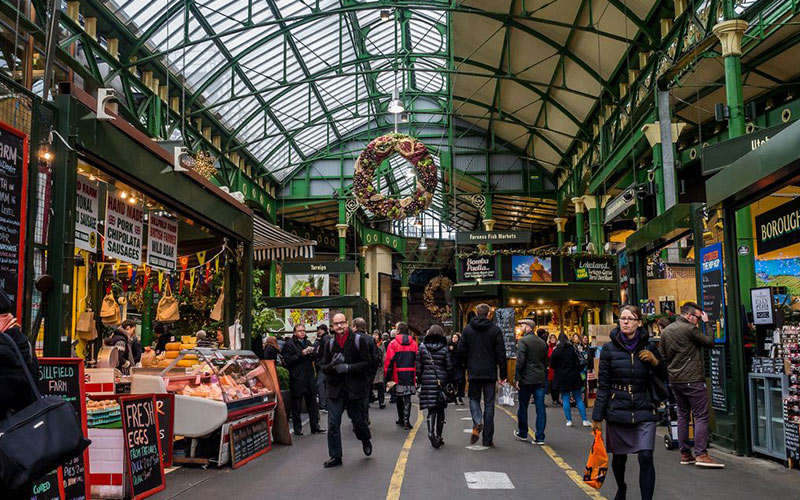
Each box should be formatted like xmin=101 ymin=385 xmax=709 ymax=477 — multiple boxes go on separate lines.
xmin=565 ymin=421 xmax=573 ymax=427
xmin=582 ymin=420 xmax=592 ymax=427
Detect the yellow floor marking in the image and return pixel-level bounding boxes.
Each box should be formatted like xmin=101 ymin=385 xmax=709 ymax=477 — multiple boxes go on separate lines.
xmin=497 ymin=405 xmax=607 ymax=500
xmin=386 ymin=406 xmax=424 ymax=500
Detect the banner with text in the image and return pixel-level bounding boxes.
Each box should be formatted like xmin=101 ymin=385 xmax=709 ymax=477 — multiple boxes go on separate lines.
xmin=75 ymin=175 xmax=99 ymax=252
xmin=570 ymin=256 xmax=618 ymax=283
xmin=147 ymin=214 xmax=178 ymax=272
xmin=458 ymin=255 xmax=497 ymax=282
xmin=104 ymin=193 xmax=143 ymax=265
xmin=700 ymin=242 xmax=726 ymax=344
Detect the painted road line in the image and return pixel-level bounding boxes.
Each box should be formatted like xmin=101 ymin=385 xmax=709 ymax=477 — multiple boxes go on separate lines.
xmin=460 ymin=417 xmax=472 ymax=421
xmin=465 ymin=445 xmax=489 ymax=451
xmin=497 ymin=405 xmax=607 ymax=500
xmin=386 ymin=406 xmax=424 ymax=500
xmin=464 ymin=471 xmax=515 ymax=489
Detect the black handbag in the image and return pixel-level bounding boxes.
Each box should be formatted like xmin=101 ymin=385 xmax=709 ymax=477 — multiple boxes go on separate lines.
xmin=425 ymin=347 xmax=456 ymax=404
xmin=0 ymin=336 xmax=90 ymax=490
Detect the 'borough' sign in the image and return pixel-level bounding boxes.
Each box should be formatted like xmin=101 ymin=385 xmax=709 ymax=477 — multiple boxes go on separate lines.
xmin=755 ymin=196 xmax=800 ymax=254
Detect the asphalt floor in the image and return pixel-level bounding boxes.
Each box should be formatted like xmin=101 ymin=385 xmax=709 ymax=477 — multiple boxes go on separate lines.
xmin=151 ymin=399 xmax=800 ymax=500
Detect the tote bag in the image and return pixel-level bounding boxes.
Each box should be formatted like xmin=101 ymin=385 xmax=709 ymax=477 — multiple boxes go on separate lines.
xmin=99 ymin=293 xmax=120 ymax=326
xmin=157 ymin=282 xmax=180 ymax=323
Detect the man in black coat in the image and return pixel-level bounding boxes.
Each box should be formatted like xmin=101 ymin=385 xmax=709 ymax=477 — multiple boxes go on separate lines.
xmin=282 ymin=324 xmax=325 ymax=435
xmin=457 ymin=303 xmax=507 ymax=446
xmin=318 ymin=312 xmax=373 ymax=468
xmin=313 ymin=323 xmax=330 ymax=411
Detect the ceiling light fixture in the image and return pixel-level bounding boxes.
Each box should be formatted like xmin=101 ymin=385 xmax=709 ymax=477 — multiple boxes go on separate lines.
xmin=418 ymin=235 xmax=428 ymax=250
xmin=388 ymin=87 xmax=404 ymax=114
xmin=400 ymin=112 xmax=410 ymax=123
xmin=120 ymin=191 xmax=128 ymax=199
xmin=380 ymin=9 xmax=391 ymax=21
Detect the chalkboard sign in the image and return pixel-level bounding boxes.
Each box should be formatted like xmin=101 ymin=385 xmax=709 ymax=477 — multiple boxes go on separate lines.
xmin=709 ymin=347 xmax=727 ymax=411
xmin=0 ymin=121 xmax=28 ymax=318
xmin=120 ymin=395 xmax=165 ymax=499
xmin=30 ymin=468 xmax=65 ymax=500
xmin=155 ymin=394 xmax=175 ymax=467
xmin=493 ymin=307 xmax=516 ymax=359
xmin=230 ymin=414 xmax=271 ymax=469
xmin=37 ymin=359 xmax=90 ymax=500
xmin=784 ymin=420 xmax=800 ymax=461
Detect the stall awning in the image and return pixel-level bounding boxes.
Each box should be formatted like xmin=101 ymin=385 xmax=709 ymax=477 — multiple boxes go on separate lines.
xmin=253 ymin=216 xmax=316 ymax=261
xmin=625 ymin=203 xmax=699 ymax=254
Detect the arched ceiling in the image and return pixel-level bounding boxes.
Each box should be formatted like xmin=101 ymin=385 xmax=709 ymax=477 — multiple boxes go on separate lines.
xmin=105 ymin=0 xmax=659 ymax=181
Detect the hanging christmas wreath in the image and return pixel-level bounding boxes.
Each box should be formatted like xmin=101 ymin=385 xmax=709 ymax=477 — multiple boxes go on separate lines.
xmin=424 ymin=275 xmax=453 ymax=320
xmin=353 ymin=133 xmax=437 ymax=220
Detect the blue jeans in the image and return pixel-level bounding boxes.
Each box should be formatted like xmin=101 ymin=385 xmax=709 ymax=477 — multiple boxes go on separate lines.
xmin=468 ymin=380 xmax=496 ymax=443
xmin=517 ymin=383 xmax=546 ymax=441
xmin=561 ymin=389 xmax=587 ymax=422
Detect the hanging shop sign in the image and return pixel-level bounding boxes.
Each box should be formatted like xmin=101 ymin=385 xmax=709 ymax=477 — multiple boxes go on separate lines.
xmin=755 ymin=195 xmax=800 ymax=254
xmin=511 ymin=255 xmax=552 ymax=282
xmin=493 ymin=307 xmax=517 ymax=359
xmin=0 ymin=121 xmax=28 ymax=319
xmin=104 ymin=193 xmax=143 ymax=265
xmin=120 ymin=395 xmax=165 ymax=500
xmin=709 ymin=346 xmax=728 ymax=411
xmin=570 ymin=256 xmax=617 ymax=283
xmin=147 ymin=214 xmax=178 ymax=272
xmin=75 ymin=175 xmax=99 ymax=252
xmin=700 ymin=243 xmax=726 ymax=344
xmin=284 ymin=274 xmax=330 ymax=332
xmin=751 ymin=287 xmax=775 ymax=326
xmin=281 ymin=260 xmax=356 ymax=275
xmin=37 ymin=358 xmax=90 ymax=500
xmin=458 ymin=255 xmax=497 ymax=281
xmin=455 ymin=230 xmax=531 ymax=245
xmin=702 ymin=122 xmax=790 ymax=175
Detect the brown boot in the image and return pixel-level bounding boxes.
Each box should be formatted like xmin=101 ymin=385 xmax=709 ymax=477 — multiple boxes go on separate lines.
xmin=470 ymin=423 xmax=483 ymax=444
xmin=695 ymin=454 xmax=725 ymax=468
xmin=680 ymin=452 xmax=696 ymax=465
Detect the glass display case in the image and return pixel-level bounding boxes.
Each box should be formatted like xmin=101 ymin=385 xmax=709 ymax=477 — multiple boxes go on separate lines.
xmin=748 ymin=372 xmax=788 ymax=459
xmin=159 ymin=349 xmax=274 ymax=411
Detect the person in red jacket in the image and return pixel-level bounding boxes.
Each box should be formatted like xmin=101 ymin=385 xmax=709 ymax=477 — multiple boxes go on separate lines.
xmin=384 ymin=322 xmax=418 ymax=429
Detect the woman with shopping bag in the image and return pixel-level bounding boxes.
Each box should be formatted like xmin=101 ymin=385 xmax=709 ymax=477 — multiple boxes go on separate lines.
xmin=591 ymin=305 xmax=666 ymax=500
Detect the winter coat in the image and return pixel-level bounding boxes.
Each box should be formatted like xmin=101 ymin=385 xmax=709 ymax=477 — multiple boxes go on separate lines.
xmin=281 ymin=337 xmax=317 ymax=394
xmin=658 ymin=315 xmax=714 ymax=383
xmin=592 ymin=327 xmax=667 ymax=424
xmin=319 ymin=329 xmax=373 ymax=400
xmin=448 ymin=340 xmax=465 ymax=381
xmin=415 ymin=332 xmax=455 ymax=409
xmin=373 ymin=342 xmax=386 ymax=384
xmin=515 ymin=332 xmax=548 ymax=386
xmin=384 ymin=334 xmax=418 ymax=386
xmin=550 ymin=335 xmax=584 ymax=393
xmin=105 ymin=328 xmax=131 ymax=371
xmin=547 ymin=344 xmax=556 ymax=382
xmin=456 ymin=316 xmax=507 ymax=381
xmin=361 ymin=331 xmax=380 ymax=389
xmin=0 ymin=325 xmax=38 ymax=418
xmin=314 ymin=333 xmax=329 ymax=364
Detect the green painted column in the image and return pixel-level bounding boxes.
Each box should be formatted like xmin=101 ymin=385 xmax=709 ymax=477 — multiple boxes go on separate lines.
xmin=571 ymin=197 xmax=585 ymax=253
xmin=358 ymin=246 xmax=367 ymax=299
xmin=554 ymin=217 xmax=567 ymax=249
xmin=269 ymin=260 xmax=277 ymax=297
xmin=401 ymin=265 xmax=409 ymax=323
xmin=483 ymin=195 xmax=494 ymax=252
xmin=141 ymin=286 xmax=154 ymax=347
xmin=336 ymin=197 xmax=348 ymax=295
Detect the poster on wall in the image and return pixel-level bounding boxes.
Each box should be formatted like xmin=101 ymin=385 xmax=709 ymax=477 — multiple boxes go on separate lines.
xmin=147 ymin=214 xmax=178 ymax=272
xmin=570 ymin=256 xmax=617 ymax=282
xmin=751 ymin=287 xmax=775 ymax=325
xmin=0 ymin=121 xmax=28 ymax=319
xmin=104 ymin=192 xmax=143 ymax=265
xmin=511 ymin=256 xmax=552 ymax=282
xmin=74 ymin=175 xmax=99 ymax=252
xmin=284 ymin=274 xmax=329 ymax=333
xmin=700 ymin=243 xmax=726 ymax=344
xmin=458 ymin=255 xmax=497 ymax=281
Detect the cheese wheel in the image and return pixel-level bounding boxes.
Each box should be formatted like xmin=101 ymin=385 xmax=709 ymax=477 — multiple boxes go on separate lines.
xmin=158 ymin=359 xmax=172 ymax=367
xmin=165 ymin=351 xmax=180 ymax=359
xmin=165 ymin=342 xmax=181 ymax=351
xmin=182 ymin=354 xmax=198 ymax=361
xmin=181 ymin=335 xmax=193 ymax=344
xmin=180 ymin=343 xmax=195 ymax=350
xmin=177 ymin=359 xmax=199 ymax=367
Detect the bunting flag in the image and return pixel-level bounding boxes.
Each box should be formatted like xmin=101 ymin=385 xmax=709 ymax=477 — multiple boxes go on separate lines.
xmin=131 ymin=266 xmax=137 ymax=283
xmin=112 ymin=261 xmax=119 ymax=279
xmin=179 ymin=271 xmax=185 ymax=293
xmin=197 ymin=251 xmax=206 ymax=266
xmin=189 ymin=269 xmax=196 ymax=292
xmin=215 ymin=257 xmax=219 ymax=274
xmin=127 ymin=264 xmax=133 ymax=280
xmin=180 ymin=256 xmax=189 ymax=271
xmin=158 ymin=271 xmax=164 ymax=292
xmin=205 ymin=262 xmax=211 ymax=282
xmin=97 ymin=263 xmax=106 ymax=281
xmin=143 ymin=266 xmax=151 ymax=289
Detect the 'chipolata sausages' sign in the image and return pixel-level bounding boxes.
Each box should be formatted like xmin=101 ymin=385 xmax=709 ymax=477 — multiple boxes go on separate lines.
xmin=147 ymin=214 xmax=178 ymax=272
xmin=104 ymin=193 xmax=143 ymax=265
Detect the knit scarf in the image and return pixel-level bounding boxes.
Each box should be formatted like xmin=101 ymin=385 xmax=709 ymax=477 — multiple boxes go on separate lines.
xmin=620 ymin=330 xmax=640 ymax=352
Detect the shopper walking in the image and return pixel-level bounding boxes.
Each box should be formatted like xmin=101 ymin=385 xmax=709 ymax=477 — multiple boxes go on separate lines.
xmin=319 ymin=313 xmax=373 ymax=468
xmin=353 ymin=317 xmax=378 ymax=425
xmin=0 ymin=289 xmax=39 ymax=500
xmin=457 ymin=303 xmax=507 ymax=446
xmin=371 ymin=332 xmax=386 ymax=409
xmin=546 ymin=333 xmax=560 ymax=405
xmin=282 ymin=324 xmax=325 ymax=436
xmin=513 ymin=319 xmax=548 ymax=444
xmin=385 ymin=322 xmax=418 ymax=430
xmin=659 ymin=301 xmax=724 ymax=468
xmin=448 ymin=333 xmax=466 ymax=405
xmin=592 ymin=305 xmax=666 ymax=500
xmin=550 ymin=333 xmax=590 ymax=427
xmin=314 ymin=324 xmax=330 ymax=411
xmin=416 ymin=325 xmax=455 ymax=448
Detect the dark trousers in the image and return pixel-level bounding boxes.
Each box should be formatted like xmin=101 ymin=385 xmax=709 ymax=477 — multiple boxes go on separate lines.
xmin=396 ymin=394 xmax=412 ymax=424
xmin=468 ymin=380 xmax=497 ymax=443
xmin=456 ymin=377 xmax=466 ymax=398
xmin=671 ymin=381 xmax=710 ymax=456
xmin=327 ymin=394 xmax=371 ymax=459
xmin=426 ymin=405 xmax=446 ymax=439
xmin=371 ymin=382 xmax=385 ymax=406
xmin=612 ymin=451 xmax=655 ymax=500
xmin=517 ymin=383 xmax=546 ymax=441
xmin=291 ymin=388 xmax=320 ymax=433
xmin=316 ymin=372 xmax=327 ymax=410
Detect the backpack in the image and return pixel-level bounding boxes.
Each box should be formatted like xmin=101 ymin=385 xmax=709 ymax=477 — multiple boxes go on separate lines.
xmin=575 ymin=346 xmax=588 ymax=370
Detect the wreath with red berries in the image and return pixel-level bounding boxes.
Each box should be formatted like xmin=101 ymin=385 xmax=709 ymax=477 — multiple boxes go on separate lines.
xmin=424 ymin=275 xmax=452 ymax=320
xmin=353 ymin=133 xmax=437 ymax=220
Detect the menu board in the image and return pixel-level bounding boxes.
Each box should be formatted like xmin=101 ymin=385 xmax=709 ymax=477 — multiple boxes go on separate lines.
xmin=229 ymin=414 xmax=272 ymax=469
xmin=30 ymin=469 xmax=65 ymax=500
xmin=0 ymin=121 xmax=28 ymax=318
xmin=458 ymin=255 xmax=496 ymax=281
xmin=147 ymin=214 xmax=178 ymax=272
xmin=709 ymin=347 xmax=727 ymax=411
xmin=700 ymin=243 xmax=726 ymax=344
xmin=784 ymin=420 xmax=800 ymax=461
xmin=37 ymin=359 xmax=90 ymax=500
xmin=155 ymin=394 xmax=175 ymax=467
xmin=493 ymin=307 xmax=516 ymax=359
xmin=104 ymin=192 xmax=143 ymax=265
xmin=74 ymin=176 xmax=99 ymax=252
xmin=120 ymin=395 xmax=165 ymax=499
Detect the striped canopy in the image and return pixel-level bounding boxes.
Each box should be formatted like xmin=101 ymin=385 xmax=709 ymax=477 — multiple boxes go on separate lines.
xmin=253 ymin=216 xmax=316 ymax=262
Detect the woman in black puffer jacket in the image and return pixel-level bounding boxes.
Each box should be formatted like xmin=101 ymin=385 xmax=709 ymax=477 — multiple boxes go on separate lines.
xmin=416 ymin=325 xmax=455 ymax=448
xmin=592 ymin=305 xmax=666 ymax=500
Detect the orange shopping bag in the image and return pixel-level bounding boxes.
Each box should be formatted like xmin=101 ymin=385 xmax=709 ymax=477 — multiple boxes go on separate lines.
xmin=583 ymin=428 xmax=608 ymax=489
